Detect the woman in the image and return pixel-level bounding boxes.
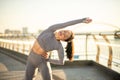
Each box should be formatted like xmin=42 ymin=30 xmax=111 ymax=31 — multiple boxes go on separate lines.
xmin=25 ymin=17 xmax=92 ymax=80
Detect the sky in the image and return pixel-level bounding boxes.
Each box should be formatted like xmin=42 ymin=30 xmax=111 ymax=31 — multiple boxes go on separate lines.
xmin=0 ymin=0 xmax=120 ymax=33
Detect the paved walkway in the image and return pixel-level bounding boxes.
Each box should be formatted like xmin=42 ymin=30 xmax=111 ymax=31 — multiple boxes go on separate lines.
xmin=0 ymin=52 xmax=119 ymax=80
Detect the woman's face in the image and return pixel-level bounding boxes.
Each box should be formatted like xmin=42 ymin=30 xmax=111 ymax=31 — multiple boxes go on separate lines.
xmin=56 ymin=30 xmax=72 ymax=41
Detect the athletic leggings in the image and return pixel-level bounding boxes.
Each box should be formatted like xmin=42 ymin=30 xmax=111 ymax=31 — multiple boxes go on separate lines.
xmin=25 ymin=51 xmax=52 ymax=80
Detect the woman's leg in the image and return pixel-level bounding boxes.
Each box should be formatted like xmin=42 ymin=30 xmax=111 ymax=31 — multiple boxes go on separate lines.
xmin=38 ymin=60 xmax=53 ymax=80
xmin=25 ymin=61 xmax=36 ymax=80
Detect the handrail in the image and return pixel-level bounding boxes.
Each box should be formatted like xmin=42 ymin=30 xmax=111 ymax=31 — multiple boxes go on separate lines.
xmin=0 ymin=31 xmax=120 ymax=37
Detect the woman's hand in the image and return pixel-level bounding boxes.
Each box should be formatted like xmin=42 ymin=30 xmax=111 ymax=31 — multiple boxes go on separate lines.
xmin=41 ymin=52 xmax=50 ymax=60
xmin=41 ymin=52 xmax=49 ymax=59
xmin=82 ymin=17 xmax=92 ymax=24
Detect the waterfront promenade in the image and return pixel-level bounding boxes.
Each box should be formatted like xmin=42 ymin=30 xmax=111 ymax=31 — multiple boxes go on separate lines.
xmin=0 ymin=32 xmax=120 ymax=80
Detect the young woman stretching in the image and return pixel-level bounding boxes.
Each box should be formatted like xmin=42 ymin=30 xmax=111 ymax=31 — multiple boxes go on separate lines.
xmin=25 ymin=17 xmax=92 ymax=80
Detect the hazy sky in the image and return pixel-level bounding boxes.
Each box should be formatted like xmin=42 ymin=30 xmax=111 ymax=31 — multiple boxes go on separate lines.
xmin=0 ymin=0 xmax=120 ymax=33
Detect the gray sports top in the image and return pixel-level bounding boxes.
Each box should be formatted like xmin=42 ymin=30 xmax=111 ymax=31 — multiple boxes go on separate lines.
xmin=37 ymin=18 xmax=85 ymax=65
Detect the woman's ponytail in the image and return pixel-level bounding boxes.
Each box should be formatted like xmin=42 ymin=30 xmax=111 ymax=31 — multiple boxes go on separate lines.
xmin=65 ymin=40 xmax=74 ymax=61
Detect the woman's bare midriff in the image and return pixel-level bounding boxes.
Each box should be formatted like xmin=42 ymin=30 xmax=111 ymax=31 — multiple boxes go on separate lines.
xmin=32 ymin=40 xmax=48 ymax=58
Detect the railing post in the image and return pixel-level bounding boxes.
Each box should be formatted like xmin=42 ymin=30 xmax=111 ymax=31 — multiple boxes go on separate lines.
xmin=4 ymin=42 xmax=6 ymax=48
xmin=8 ymin=42 xmax=11 ymax=49
xmin=102 ymin=35 xmax=113 ymax=68
xmin=29 ymin=44 xmax=32 ymax=53
xmin=12 ymin=43 xmax=15 ymax=50
xmin=3 ymin=42 xmax=5 ymax=48
xmin=17 ymin=43 xmax=19 ymax=52
xmin=23 ymin=43 xmax=25 ymax=54
xmin=93 ymin=35 xmax=100 ymax=63
xmin=6 ymin=42 xmax=8 ymax=48
xmin=85 ymin=34 xmax=89 ymax=60
xmin=0 ymin=42 xmax=1 ymax=47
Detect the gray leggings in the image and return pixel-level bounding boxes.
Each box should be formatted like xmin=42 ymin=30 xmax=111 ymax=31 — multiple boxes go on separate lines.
xmin=25 ymin=51 xmax=52 ymax=80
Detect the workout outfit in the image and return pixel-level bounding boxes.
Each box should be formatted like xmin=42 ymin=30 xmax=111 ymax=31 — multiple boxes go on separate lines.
xmin=25 ymin=18 xmax=85 ymax=80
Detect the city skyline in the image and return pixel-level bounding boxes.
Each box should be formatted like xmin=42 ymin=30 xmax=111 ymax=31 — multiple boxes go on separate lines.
xmin=0 ymin=0 xmax=120 ymax=33
xmin=1 ymin=27 xmax=43 ymax=34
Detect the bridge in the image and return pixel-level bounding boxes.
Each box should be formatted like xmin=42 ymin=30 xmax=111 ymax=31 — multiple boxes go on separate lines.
xmin=0 ymin=31 xmax=120 ymax=80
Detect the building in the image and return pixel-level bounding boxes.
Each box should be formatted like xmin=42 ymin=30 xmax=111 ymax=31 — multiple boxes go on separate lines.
xmin=4 ymin=29 xmax=21 ymax=34
xmin=22 ymin=27 xmax=28 ymax=34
